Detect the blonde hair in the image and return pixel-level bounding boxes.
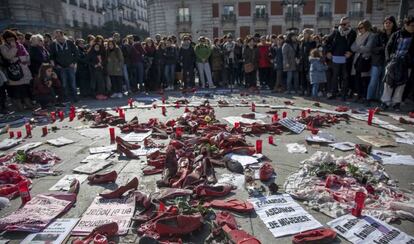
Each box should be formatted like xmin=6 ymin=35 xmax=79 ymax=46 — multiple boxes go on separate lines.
xmin=30 ymin=34 xmax=44 ymax=46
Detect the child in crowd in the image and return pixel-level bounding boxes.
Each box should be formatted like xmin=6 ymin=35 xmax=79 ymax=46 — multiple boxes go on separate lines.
xmin=309 ymin=49 xmax=327 ymax=99
xmin=33 ymin=63 xmax=64 ymax=109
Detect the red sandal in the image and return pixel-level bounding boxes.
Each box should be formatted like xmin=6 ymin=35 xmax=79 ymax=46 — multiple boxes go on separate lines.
xmin=204 ymin=199 xmax=254 ymax=213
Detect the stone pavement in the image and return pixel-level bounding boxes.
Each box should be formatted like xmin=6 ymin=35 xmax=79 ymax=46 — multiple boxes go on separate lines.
xmin=0 ymin=91 xmax=413 ymax=244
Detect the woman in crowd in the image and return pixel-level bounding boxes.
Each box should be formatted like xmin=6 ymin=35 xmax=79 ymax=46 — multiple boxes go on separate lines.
xmin=223 ymin=34 xmax=237 ymax=89
xmin=257 ymin=36 xmax=272 ymax=89
xmin=243 ymin=36 xmax=258 ymax=89
xmin=106 ymin=39 xmax=124 ymax=98
xmin=155 ymin=40 xmax=166 ymax=89
xmin=368 ymin=16 xmax=398 ymax=105
xmin=282 ymin=32 xmax=300 ymax=94
xmin=234 ymin=38 xmax=244 ymax=87
xmin=163 ymin=38 xmax=177 ymax=90
xmin=0 ymin=38 xmax=8 ymax=114
xmin=28 ymin=34 xmax=50 ymax=77
xmin=76 ymin=38 xmax=92 ymax=97
xmin=270 ymin=34 xmax=284 ymax=92
xmin=351 ymin=19 xmax=375 ymax=102
xmin=179 ymin=35 xmax=196 ymax=89
xmin=87 ymin=43 xmax=107 ymax=100
xmin=33 ymin=63 xmax=64 ymax=108
xmin=195 ymin=36 xmax=215 ymax=89
xmin=143 ymin=37 xmax=157 ymax=91
xmin=0 ymin=30 xmax=33 ymax=111
xmin=210 ymin=38 xmax=224 ymax=87
xmin=298 ymin=29 xmax=316 ymax=96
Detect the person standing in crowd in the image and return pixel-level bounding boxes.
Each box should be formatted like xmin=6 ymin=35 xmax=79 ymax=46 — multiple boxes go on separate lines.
xmin=298 ymin=29 xmax=316 ymax=96
xmin=210 ymin=38 xmax=224 ymax=87
xmin=75 ymin=39 xmax=91 ymax=97
xmin=195 ymin=36 xmax=215 ymax=89
xmin=120 ymin=37 xmax=132 ymax=94
xmin=282 ymin=32 xmax=300 ymax=94
xmin=179 ymin=35 xmax=196 ymax=89
xmin=43 ymin=33 xmax=52 ymax=52
xmin=154 ymin=34 xmax=161 ymax=46
xmin=0 ymin=30 xmax=33 ymax=111
xmin=368 ymin=16 xmax=398 ymax=105
xmin=87 ymin=43 xmax=107 ymax=100
xmin=309 ymin=48 xmax=328 ymax=99
xmin=0 ymin=38 xmax=8 ymax=114
xmin=257 ymin=36 xmax=272 ymax=90
xmin=234 ymin=38 xmax=244 ymax=87
xmin=326 ymin=17 xmax=357 ymax=100
xmin=28 ymin=34 xmax=50 ymax=77
xmin=33 ymin=63 xmax=64 ymax=109
xmin=243 ymin=36 xmax=259 ymax=89
xmin=381 ymin=15 xmax=414 ymax=111
xmin=163 ymin=38 xmax=177 ymax=90
xmin=129 ymin=35 xmax=145 ymax=92
xmin=351 ymin=20 xmax=375 ymax=103
xmin=106 ymin=39 xmax=124 ymax=98
xmin=49 ymin=29 xmax=79 ymax=103
xmin=270 ymin=34 xmax=284 ymax=92
xmin=143 ymin=38 xmax=157 ymax=91
xmin=223 ymin=34 xmax=237 ymax=89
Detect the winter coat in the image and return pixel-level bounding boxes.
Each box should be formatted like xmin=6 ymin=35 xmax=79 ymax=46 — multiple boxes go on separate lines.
xmin=257 ymin=43 xmax=271 ymax=68
xmin=243 ymin=46 xmax=259 ymax=71
xmin=121 ymin=43 xmax=133 ymax=66
xmin=87 ymin=49 xmax=104 ymax=72
xmin=179 ymin=45 xmax=196 ymax=68
xmin=29 ymin=45 xmax=50 ymax=76
xmin=195 ymin=44 xmax=212 ymax=63
xmin=106 ymin=47 xmax=124 ymax=76
xmin=0 ymin=42 xmax=32 ymax=86
xmin=154 ymin=47 xmax=165 ymax=66
xmin=130 ymin=42 xmax=145 ymax=64
xmin=326 ymin=29 xmax=357 ymax=57
xmin=270 ymin=44 xmax=283 ymax=70
xmin=386 ymin=28 xmax=414 ymax=65
xmin=49 ymin=39 xmax=78 ymax=68
xmin=234 ymin=45 xmax=243 ymax=64
xmin=33 ymin=77 xmax=62 ymax=96
xmin=223 ymin=41 xmax=237 ymax=67
xmin=370 ymin=32 xmax=392 ymax=66
xmin=76 ymin=46 xmax=90 ymax=74
xmin=351 ymin=32 xmax=375 ymax=76
xmin=163 ymin=46 xmax=178 ymax=65
xmin=298 ymin=40 xmax=316 ymax=72
xmin=210 ymin=45 xmax=224 ymax=71
xmin=309 ymin=57 xmax=328 ymax=84
xmin=282 ymin=42 xmax=299 ymax=72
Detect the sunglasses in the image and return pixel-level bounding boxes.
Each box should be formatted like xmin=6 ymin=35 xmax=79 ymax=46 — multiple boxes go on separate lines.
xmin=357 ymin=26 xmax=364 ymax=30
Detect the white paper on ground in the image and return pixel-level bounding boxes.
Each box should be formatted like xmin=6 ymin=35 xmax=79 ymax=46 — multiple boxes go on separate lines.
xmin=21 ymin=218 xmax=79 ymax=244
xmin=357 ymin=135 xmax=395 ymax=147
xmin=77 ymin=128 xmax=108 ymax=139
xmin=47 ymin=137 xmax=75 ymax=147
xmin=249 ymin=194 xmax=323 ymax=238
xmin=120 ymin=131 xmax=152 ymax=142
xmin=73 ymin=160 xmax=112 ymax=174
xmin=329 ymin=142 xmax=356 ymax=151
xmin=379 ymin=124 xmax=406 ymax=132
xmin=217 ymin=173 xmax=245 ymax=187
xmin=223 ymin=116 xmax=265 ymax=125
xmin=0 ymin=138 xmax=22 ymax=150
xmin=286 ymin=143 xmax=307 ymax=153
xmin=382 ymin=155 xmax=414 ymax=166
xmin=327 ymin=214 xmax=414 ymax=244
xmin=81 ymin=153 xmax=112 ymax=163
xmin=49 ymin=175 xmax=89 ymax=191
xmin=371 ymin=149 xmax=398 ymax=159
xmin=89 ymin=145 xmax=117 ymax=154
xmin=396 ymin=132 xmax=414 ymax=139
xmin=395 ymin=138 xmax=414 ymax=145
xmin=306 ymin=132 xmax=335 ymax=143
xmin=72 ymin=196 xmax=135 ymax=236
xmin=130 ymin=147 xmax=159 ymax=156
xmin=224 ymin=153 xmax=258 ymax=168
xmin=14 ymin=142 xmax=43 ymax=152
xmin=278 ymin=118 xmax=306 ymax=134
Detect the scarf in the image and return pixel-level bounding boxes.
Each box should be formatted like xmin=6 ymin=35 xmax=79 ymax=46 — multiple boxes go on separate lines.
xmin=354 ymin=31 xmax=370 ymax=47
xmin=338 ymin=26 xmax=351 ymax=37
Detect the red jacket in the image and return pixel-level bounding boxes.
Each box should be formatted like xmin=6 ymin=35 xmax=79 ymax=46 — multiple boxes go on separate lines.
xmin=33 ymin=77 xmax=62 ymax=95
xmin=257 ymin=43 xmax=271 ymax=68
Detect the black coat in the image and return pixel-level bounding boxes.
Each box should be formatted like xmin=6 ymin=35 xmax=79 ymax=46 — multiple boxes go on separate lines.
xmin=29 ymin=46 xmax=50 ymax=76
xmin=326 ymin=29 xmax=357 ymax=57
xmin=179 ymin=46 xmax=196 ymax=69
xmin=386 ymin=28 xmax=414 ymax=65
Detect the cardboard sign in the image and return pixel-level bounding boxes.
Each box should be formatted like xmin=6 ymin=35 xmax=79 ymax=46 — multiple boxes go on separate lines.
xmin=328 ymin=214 xmax=414 ymax=244
xmin=120 ymin=131 xmax=152 ymax=142
xmin=73 ymin=160 xmax=112 ymax=174
xmin=21 ymin=218 xmax=79 ymax=244
xmin=357 ymin=135 xmax=395 ymax=147
xmin=49 ymin=175 xmax=88 ymax=191
xmin=329 ymin=142 xmax=356 ymax=151
xmin=72 ymin=196 xmax=135 ymax=236
xmin=249 ymin=194 xmax=322 ymax=238
xmin=278 ymin=118 xmax=306 ymax=134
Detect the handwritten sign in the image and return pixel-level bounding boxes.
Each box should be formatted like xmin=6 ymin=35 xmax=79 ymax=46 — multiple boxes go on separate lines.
xmin=248 ymin=194 xmax=322 ymax=238
xmin=72 ymin=196 xmax=135 ymax=236
xmin=327 ymin=214 xmax=414 ymax=244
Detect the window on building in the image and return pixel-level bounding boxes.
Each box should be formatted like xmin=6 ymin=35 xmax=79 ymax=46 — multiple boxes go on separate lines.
xmin=255 ymin=4 xmax=266 ymax=16
xmin=223 ymin=5 xmax=235 ymax=15
xmin=318 ymin=1 xmax=331 ymax=13
xmin=255 ymin=29 xmax=267 ymax=36
xmin=178 ymin=7 xmax=190 ymax=22
xmin=98 ymin=16 xmax=101 ymax=26
xmin=90 ymin=15 xmax=94 ymax=26
xmin=351 ymin=1 xmax=363 ymax=12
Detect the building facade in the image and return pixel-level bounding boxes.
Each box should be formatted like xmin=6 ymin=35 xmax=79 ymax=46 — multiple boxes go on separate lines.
xmin=148 ymin=0 xmax=414 ymax=39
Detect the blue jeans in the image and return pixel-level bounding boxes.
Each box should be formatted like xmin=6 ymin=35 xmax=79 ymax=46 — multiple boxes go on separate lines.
xmin=286 ymin=71 xmax=299 ymax=92
xmin=56 ymin=66 xmax=77 ymax=101
xmin=311 ymin=83 xmax=319 ymax=97
xmin=130 ymin=62 xmax=144 ymax=91
xmin=164 ymin=64 xmax=176 ymax=87
xmin=367 ymin=65 xmax=384 ymax=100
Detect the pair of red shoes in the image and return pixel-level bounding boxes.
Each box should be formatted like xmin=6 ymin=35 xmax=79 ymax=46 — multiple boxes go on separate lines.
xmin=335 ymin=106 xmax=349 ymax=112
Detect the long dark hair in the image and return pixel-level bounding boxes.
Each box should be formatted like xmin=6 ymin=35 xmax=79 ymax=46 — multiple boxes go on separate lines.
xmin=383 ymin=16 xmax=398 ymax=34
xmin=37 ymin=63 xmax=54 ymax=81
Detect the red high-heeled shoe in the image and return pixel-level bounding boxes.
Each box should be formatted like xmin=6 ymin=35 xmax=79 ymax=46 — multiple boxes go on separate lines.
xmin=115 ymin=136 xmax=140 ymax=150
xmin=99 ymin=177 xmax=138 ymax=199
xmin=117 ymin=144 xmax=139 ymax=159
xmin=72 ymin=222 xmax=118 ymax=244
xmin=88 ymin=171 xmax=118 ymax=184
xmin=154 ymin=214 xmax=202 ymax=236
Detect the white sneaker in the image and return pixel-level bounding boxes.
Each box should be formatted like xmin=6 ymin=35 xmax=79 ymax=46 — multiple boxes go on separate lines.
xmin=110 ymin=93 xmax=118 ymax=98
xmin=209 ymin=84 xmax=216 ymax=89
xmin=117 ymin=93 xmax=123 ymax=98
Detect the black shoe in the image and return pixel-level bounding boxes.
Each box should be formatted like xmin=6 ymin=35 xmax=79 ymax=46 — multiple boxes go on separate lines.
xmin=380 ymin=103 xmax=389 ymax=111
xmin=327 ymin=95 xmax=336 ymax=100
xmin=393 ymin=103 xmax=401 ymax=111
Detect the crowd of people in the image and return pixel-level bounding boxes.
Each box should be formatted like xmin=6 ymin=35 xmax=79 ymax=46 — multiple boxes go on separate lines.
xmin=0 ymin=15 xmax=413 ymax=114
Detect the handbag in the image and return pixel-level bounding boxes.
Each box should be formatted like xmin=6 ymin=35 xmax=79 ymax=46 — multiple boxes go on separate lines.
xmin=244 ymin=63 xmax=254 ymax=73
xmin=354 ymin=34 xmax=372 ymax=73
xmin=5 ymin=61 xmax=23 ymax=81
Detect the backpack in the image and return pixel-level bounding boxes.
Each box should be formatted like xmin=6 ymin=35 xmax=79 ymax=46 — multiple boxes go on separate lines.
xmin=384 ymin=55 xmax=409 ymax=88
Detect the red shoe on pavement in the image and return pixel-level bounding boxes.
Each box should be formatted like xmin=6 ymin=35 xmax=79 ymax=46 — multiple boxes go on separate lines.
xmin=215 ymin=211 xmax=238 ymax=230
xmin=194 ymin=184 xmax=233 ymax=198
xmin=72 ymin=222 xmax=118 ymax=244
xmin=87 ymin=171 xmax=118 ymax=184
xmin=154 ymin=214 xmax=202 ymax=236
xmin=259 ymin=162 xmax=274 ymax=181
xmin=116 ymin=136 xmax=140 ymax=150
xmin=99 ymin=177 xmax=138 ymax=199
xmin=292 ymin=228 xmax=337 ymax=244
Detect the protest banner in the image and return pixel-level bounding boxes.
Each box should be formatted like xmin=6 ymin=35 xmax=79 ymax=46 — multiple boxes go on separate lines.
xmin=249 ymin=194 xmax=322 ymax=238
xmin=327 ymin=214 xmax=414 ymax=244
xmin=72 ymin=195 xmax=135 ymax=236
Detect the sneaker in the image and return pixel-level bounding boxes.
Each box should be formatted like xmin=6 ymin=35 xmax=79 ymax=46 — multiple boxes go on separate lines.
xmin=110 ymin=93 xmax=118 ymax=99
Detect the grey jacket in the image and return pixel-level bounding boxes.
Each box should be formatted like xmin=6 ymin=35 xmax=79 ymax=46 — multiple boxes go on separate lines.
xmin=282 ymin=42 xmax=298 ymax=71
